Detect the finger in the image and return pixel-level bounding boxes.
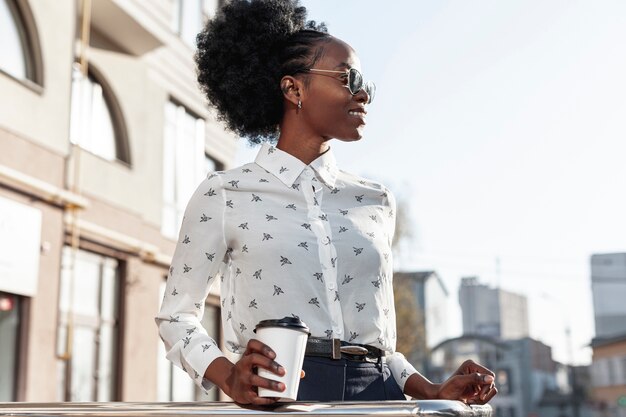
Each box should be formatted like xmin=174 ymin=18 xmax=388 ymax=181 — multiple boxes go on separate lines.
xmin=245 ymin=339 xmax=276 ymax=359
xmin=468 ymin=385 xmax=498 ymax=405
xmin=243 ymin=352 xmax=285 ymax=376
xmin=479 ymin=383 xmax=491 ymax=400
xmin=243 ymin=390 xmax=281 ymax=406
xmin=250 ymin=396 xmax=280 ymax=405
xmin=248 ymin=373 xmax=286 ymax=393
xmin=454 ymin=373 xmax=492 ymax=388
xmin=483 ymin=385 xmax=498 ymax=402
xmin=300 ymin=369 xmax=306 ymax=379
xmin=463 ymin=360 xmax=496 ymax=377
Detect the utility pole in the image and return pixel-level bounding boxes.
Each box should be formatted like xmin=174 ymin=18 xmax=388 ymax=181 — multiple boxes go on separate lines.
xmin=566 ymin=325 xmax=581 ymax=417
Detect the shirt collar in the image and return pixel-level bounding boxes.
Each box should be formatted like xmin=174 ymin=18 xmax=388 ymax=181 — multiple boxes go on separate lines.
xmin=254 ymin=142 xmax=338 ymax=188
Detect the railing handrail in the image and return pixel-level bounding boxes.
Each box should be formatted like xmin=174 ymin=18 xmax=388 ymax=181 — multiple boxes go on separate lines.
xmin=0 ymin=401 xmax=491 ymax=417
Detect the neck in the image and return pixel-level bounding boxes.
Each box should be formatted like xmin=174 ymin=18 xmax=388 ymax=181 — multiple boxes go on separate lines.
xmin=277 ymin=114 xmax=330 ymax=165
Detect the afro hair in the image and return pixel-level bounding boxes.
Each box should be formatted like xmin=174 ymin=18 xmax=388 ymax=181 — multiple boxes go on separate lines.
xmin=195 ymin=0 xmax=330 ymax=144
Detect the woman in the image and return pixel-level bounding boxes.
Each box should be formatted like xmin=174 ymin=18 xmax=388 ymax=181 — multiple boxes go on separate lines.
xmin=156 ymin=0 xmax=497 ymax=405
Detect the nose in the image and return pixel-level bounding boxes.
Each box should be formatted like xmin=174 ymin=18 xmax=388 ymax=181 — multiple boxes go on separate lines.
xmin=354 ymin=87 xmax=369 ymax=104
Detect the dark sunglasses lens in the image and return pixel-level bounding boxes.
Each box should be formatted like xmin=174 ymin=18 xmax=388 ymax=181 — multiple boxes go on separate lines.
xmin=364 ymin=81 xmax=375 ymax=104
xmin=349 ymin=68 xmax=363 ymax=95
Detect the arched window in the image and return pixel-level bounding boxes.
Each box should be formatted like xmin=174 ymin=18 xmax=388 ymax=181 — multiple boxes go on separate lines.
xmin=0 ymin=0 xmax=42 ymax=85
xmin=69 ymin=65 xmax=131 ymax=165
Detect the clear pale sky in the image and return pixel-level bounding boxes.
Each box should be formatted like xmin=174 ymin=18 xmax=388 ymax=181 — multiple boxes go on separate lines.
xmin=234 ymin=0 xmax=626 ymax=365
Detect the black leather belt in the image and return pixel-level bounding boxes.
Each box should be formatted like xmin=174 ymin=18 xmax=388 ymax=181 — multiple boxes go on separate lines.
xmin=305 ymin=338 xmax=385 ymax=362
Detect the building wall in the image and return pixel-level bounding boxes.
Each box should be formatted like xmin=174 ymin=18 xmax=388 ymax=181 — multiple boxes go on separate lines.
xmin=499 ymin=290 xmax=529 ymax=340
xmin=591 ymin=337 xmax=626 ymax=416
xmin=0 ymin=0 xmax=75 ymax=156
xmin=459 ymin=277 xmax=501 ymax=337
xmin=591 ymin=253 xmax=626 ymax=338
xmin=0 ymin=0 xmax=237 ymax=402
xmin=459 ymin=277 xmax=529 ymax=340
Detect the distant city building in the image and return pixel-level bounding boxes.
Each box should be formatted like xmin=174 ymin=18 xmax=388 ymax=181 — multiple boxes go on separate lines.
xmin=590 ymin=333 xmax=626 ymax=417
xmin=393 ymin=271 xmax=449 ymax=372
xmin=591 ymin=253 xmax=626 ymax=338
xmin=430 ymin=335 xmax=592 ymax=417
xmin=458 ymin=277 xmax=529 ymax=339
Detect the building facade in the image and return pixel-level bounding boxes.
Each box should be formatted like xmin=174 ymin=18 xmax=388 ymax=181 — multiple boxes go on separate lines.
xmin=430 ymin=335 xmax=591 ymax=417
xmin=0 ymin=0 xmax=235 ymax=402
xmin=591 ymin=253 xmax=626 ymax=338
xmin=590 ymin=334 xmax=626 ymax=417
xmin=458 ymin=276 xmax=529 ymax=340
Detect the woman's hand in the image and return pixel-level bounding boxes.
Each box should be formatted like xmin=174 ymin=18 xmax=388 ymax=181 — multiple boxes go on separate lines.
xmin=437 ymin=360 xmax=498 ymax=404
xmin=208 ymin=339 xmax=286 ymax=405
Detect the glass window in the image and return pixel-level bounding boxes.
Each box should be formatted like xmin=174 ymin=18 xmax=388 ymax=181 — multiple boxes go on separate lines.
xmin=69 ymin=65 xmax=128 ymax=163
xmin=204 ymin=154 xmax=222 ymax=177
xmin=0 ymin=292 xmax=21 ymax=401
xmin=0 ymin=0 xmax=28 ymax=80
xmin=162 ymin=101 xmax=206 ymax=238
xmin=496 ymin=368 xmax=512 ymax=395
xmin=172 ymin=0 xmax=221 ymax=47
xmin=157 ymin=280 xmax=220 ymax=401
xmin=56 ymin=248 xmax=120 ymax=401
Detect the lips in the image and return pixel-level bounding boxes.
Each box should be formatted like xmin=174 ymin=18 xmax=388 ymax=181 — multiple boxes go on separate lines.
xmin=349 ymin=107 xmax=367 ymax=115
xmin=348 ymin=108 xmax=367 ymax=124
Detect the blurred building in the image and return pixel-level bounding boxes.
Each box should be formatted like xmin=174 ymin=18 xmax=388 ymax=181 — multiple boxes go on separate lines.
xmin=591 ymin=253 xmax=626 ymax=338
xmin=458 ymin=276 xmax=529 ymax=339
xmin=0 ymin=0 xmax=233 ymax=402
xmin=393 ymin=271 xmax=449 ymax=373
xmin=590 ymin=334 xmax=626 ymax=417
xmin=430 ymin=335 xmax=591 ymax=417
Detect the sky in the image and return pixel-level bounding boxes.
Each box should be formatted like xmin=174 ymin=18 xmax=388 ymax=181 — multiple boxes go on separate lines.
xmin=234 ymin=0 xmax=626 ymax=365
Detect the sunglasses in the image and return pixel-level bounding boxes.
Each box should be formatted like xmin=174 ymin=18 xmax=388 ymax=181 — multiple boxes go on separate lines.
xmin=298 ymin=68 xmax=376 ymax=104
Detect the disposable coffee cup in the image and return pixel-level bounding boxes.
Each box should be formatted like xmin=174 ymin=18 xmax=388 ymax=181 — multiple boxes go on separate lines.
xmin=254 ymin=317 xmax=309 ymax=401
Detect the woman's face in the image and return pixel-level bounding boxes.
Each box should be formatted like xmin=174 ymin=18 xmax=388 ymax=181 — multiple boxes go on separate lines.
xmin=300 ymin=38 xmax=371 ymax=142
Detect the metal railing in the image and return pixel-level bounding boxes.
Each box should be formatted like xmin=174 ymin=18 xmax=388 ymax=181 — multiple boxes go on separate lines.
xmin=0 ymin=401 xmax=491 ymax=417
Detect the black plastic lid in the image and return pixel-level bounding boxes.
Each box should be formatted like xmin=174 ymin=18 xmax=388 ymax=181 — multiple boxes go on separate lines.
xmin=254 ymin=317 xmax=310 ymax=334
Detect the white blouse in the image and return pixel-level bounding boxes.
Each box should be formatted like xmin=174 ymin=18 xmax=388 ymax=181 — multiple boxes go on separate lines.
xmin=156 ymin=143 xmax=418 ymax=392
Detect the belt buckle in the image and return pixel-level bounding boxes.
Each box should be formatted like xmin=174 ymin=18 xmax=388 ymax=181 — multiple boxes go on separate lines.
xmin=331 ymin=339 xmax=341 ymax=360
xmin=340 ymin=345 xmax=369 ymax=356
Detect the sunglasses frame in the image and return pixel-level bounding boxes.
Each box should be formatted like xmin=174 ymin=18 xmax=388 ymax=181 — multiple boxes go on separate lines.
xmin=297 ymin=68 xmax=375 ymax=103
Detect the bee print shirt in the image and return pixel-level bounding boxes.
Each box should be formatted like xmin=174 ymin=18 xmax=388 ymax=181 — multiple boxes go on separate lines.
xmin=156 ymin=143 xmax=418 ymax=392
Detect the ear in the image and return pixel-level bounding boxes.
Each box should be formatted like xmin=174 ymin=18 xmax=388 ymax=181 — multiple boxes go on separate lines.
xmin=280 ymin=75 xmax=304 ymax=107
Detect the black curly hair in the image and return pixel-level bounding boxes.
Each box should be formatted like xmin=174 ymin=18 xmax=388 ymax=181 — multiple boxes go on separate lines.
xmin=195 ymin=0 xmax=332 ymax=145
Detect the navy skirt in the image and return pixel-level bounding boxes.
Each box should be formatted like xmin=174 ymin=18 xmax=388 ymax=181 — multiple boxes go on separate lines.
xmin=296 ymin=356 xmax=406 ymax=401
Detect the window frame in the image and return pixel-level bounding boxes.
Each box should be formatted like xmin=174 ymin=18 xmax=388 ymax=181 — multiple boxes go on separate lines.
xmin=69 ymin=64 xmax=132 ymax=166
xmin=0 ymin=0 xmax=44 ymax=90
xmin=0 ymin=292 xmax=24 ymax=401
xmin=56 ymin=247 xmax=123 ymax=402
xmin=161 ymin=100 xmax=207 ymax=239
xmin=171 ymin=0 xmax=222 ymax=48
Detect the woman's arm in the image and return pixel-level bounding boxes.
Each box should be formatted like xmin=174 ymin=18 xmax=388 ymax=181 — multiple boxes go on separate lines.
xmin=403 ymin=360 xmax=497 ymax=404
xmin=156 ymin=174 xmax=229 ymax=390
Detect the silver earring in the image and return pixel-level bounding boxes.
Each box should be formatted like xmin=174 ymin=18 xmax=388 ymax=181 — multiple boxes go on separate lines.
xmin=297 ymin=100 xmax=302 ymax=109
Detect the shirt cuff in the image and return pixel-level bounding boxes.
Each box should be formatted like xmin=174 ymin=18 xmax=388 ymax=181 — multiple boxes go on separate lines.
xmin=167 ymin=339 xmax=226 ymax=392
xmin=386 ymin=351 xmax=419 ymax=392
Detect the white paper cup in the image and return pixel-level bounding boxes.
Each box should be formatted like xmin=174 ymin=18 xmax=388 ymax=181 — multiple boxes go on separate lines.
xmin=255 ymin=317 xmax=309 ymax=401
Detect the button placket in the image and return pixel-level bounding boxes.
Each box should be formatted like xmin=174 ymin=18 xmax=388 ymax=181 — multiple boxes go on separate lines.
xmin=302 ymin=169 xmax=343 ymax=337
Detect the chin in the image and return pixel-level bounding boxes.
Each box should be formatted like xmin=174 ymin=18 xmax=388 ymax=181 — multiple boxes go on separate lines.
xmin=338 ymin=127 xmax=365 ymax=142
